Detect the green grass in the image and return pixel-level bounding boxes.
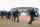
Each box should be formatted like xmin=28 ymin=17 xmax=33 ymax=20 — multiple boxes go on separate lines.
xmin=0 ymin=18 xmax=40 ymax=27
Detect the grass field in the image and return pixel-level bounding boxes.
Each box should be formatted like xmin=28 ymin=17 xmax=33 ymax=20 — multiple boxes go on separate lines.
xmin=0 ymin=16 xmax=40 ymax=27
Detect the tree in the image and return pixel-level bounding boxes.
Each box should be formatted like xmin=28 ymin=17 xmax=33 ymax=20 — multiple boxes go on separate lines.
xmin=27 ymin=9 xmax=31 ymax=12
xmin=21 ymin=11 xmax=26 ymax=13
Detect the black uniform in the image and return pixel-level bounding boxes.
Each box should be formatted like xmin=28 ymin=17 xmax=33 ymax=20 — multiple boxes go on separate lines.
xmin=12 ymin=11 xmax=15 ymax=20
xmin=1 ymin=11 xmax=4 ymax=19
xmin=4 ymin=12 xmax=8 ymax=18
xmin=13 ymin=10 xmax=19 ymax=22
xmin=7 ymin=12 xmax=11 ymax=19
xmin=29 ymin=10 xmax=35 ymax=24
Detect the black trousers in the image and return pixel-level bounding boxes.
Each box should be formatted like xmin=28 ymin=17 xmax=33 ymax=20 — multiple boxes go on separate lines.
xmin=7 ymin=16 xmax=10 ymax=19
xmin=1 ymin=16 xmax=3 ymax=19
xmin=29 ymin=16 xmax=34 ymax=24
xmin=14 ymin=15 xmax=19 ymax=22
xmin=1 ymin=15 xmax=4 ymax=19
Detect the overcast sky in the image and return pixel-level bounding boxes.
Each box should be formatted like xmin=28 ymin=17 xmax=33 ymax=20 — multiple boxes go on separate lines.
xmin=0 ymin=0 xmax=40 ymax=14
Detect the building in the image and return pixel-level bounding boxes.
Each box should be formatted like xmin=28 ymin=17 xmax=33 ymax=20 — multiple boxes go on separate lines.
xmin=11 ymin=7 xmax=39 ymax=16
xmin=11 ymin=7 xmax=39 ymax=12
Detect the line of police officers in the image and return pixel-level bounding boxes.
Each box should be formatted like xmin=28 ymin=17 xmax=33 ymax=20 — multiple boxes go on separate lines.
xmin=0 ymin=10 xmax=20 ymax=22
xmin=0 ymin=9 xmax=39 ymax=24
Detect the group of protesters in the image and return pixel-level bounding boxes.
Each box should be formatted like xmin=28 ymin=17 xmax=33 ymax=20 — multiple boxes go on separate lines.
xmin=0 ymin=8 xmax=39 ymax=24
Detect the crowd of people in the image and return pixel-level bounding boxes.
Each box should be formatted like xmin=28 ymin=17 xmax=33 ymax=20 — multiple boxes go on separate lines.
xmin=0 ymin=9 xmax=39 ymax=24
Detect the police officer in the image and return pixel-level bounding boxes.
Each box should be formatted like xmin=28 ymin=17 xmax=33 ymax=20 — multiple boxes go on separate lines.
xmin=29 ymin=8 xmax=35 ymax=24
xmin=12 ymin=11 xmax=15 ymax=20
xmin=4 ymin=12 xmax=8 ymax=18
xmin=1 ymin=11 xmax=4 ymax=19
xmin=7 ymin=11 xmax=11 ymax=19
xmin=13 ymin=10 xmax=20 ymax=22
xmin=0 ymin=11 xmax=2 ymax=16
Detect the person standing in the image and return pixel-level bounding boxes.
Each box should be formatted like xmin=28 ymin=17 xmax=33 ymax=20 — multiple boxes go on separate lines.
xmin=7 ymin=11 xmax=11 ymax=19
xmin=13 ymin=10 xmax=20 ymax=22
xmin=1 ymin=11 xmax=4 ymax=19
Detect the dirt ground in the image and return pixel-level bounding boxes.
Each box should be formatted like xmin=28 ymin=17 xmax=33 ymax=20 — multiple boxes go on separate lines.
xmin=0 ymin=16 xmax=40 ymax=20
xmin=0 ymin=16 xmax=40 ymax=27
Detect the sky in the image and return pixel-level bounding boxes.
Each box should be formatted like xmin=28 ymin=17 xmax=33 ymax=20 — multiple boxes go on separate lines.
xmin=0 ymin=0 xmax=40 ymax=14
